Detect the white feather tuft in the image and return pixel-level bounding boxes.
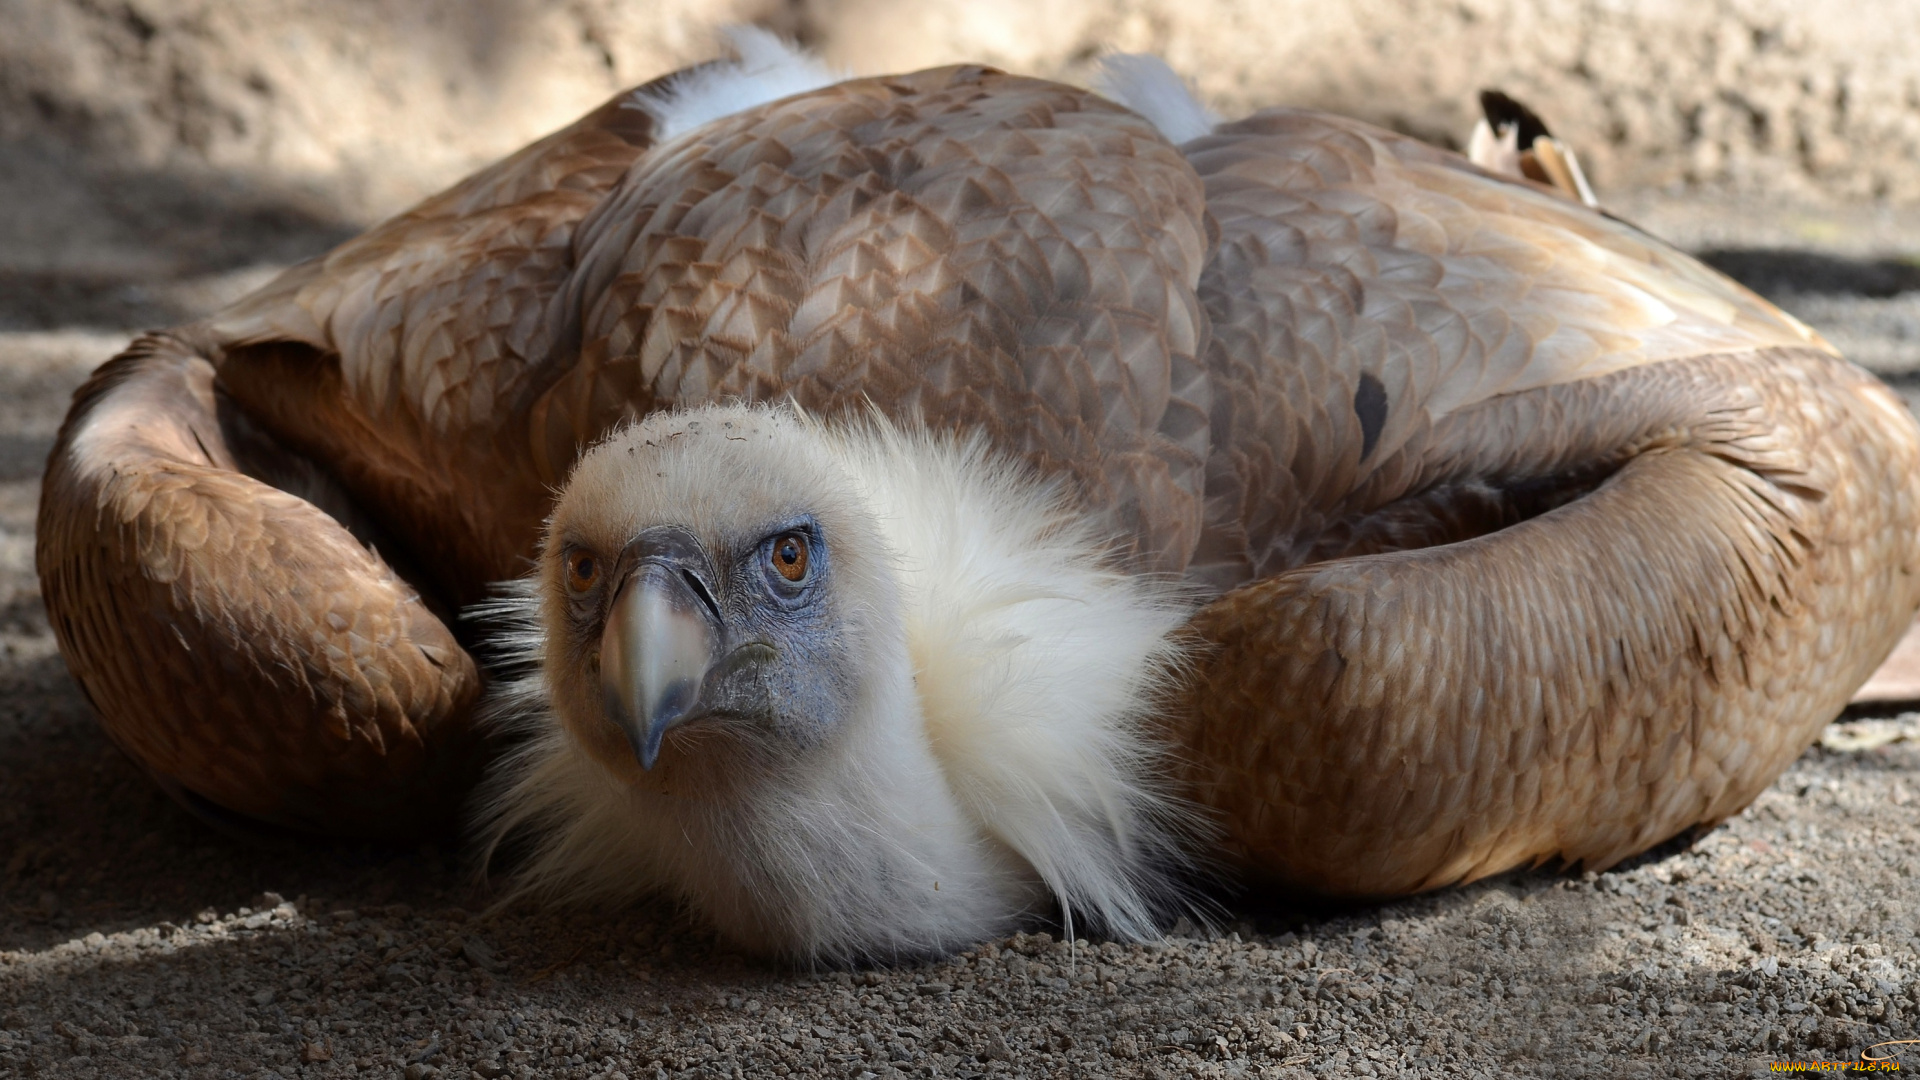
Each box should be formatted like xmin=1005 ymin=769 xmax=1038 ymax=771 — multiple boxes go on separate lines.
xmin=473 ymin=404 xmax=1211 ymax=962
xmin=1094 ymin=54 xmax=1219 ymax=144
xmin=826 ymin=414 xmax=1208 ymax=945
xmin=630 ymin=26 xmax=844 ymax=141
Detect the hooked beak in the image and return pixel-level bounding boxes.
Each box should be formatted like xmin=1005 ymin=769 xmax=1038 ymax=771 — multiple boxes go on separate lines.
xmin=600 ymin=552 xmax=723 ymax=770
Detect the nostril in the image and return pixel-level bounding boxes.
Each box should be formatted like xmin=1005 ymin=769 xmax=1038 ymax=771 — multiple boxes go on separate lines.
xmin=680 ymin=567 xmax=722 ymax=622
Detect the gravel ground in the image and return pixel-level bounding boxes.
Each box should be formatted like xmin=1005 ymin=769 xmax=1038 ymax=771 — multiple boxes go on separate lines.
xmin=4 ymin=180 xmax=1920 ymax=1079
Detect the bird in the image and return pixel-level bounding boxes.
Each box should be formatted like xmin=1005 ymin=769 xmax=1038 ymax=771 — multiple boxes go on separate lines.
xmin=1465 ymin=89 xmax=1599 ymax=207
xmin=474 ymin=403 xmax=1199 ymax=960
xmin=35 ymin=29 xmax=1920 ymax=961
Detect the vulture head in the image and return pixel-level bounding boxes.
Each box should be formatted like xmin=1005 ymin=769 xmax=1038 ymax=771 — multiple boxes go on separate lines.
xmin=480 ymin=404 xmax=1205 ymax=962
xmin=536 ymin=408 xmax=902 ymax=792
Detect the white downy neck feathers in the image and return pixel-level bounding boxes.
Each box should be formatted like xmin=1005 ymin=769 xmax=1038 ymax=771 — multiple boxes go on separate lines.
xmin=1094 ymin=53 xmax=1219 ymax=144
xmin=630 ymin=26 xmax=844 ymax=142
xmin=475 ymin=405 xmax=1206 ymax=963
xmin=627 ymin=28 xmax=1215 ymax=150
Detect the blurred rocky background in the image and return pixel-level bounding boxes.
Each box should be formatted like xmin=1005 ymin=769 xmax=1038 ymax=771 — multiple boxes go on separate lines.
xmin=6 ymin=0 xmax=1920 ymax=335
xmin=7 ymin=0 xmax=1920 ymax=220
xmin=16 ymin=0 xmax=1920 ymax=202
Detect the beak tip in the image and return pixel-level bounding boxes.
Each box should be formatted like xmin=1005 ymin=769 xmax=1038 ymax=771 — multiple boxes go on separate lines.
xmin=611 ymin=695 xmax=669 ymax=771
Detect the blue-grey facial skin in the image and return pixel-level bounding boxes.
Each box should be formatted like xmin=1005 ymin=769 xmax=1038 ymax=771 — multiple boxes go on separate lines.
xmin=710 ymin=517 xmax=864 ymax=755
xmin=574 ymin=517 xmax=865 ymax=770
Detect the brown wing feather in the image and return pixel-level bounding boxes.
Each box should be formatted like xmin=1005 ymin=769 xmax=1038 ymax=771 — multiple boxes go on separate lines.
xmin=1171 ymin=102 xmax=1920 ymax=892
xmin=37 ymin=83 xmax=671 ymax=832
xmin=1186 ymin=107 xmax=1832 ymax=587
xmin=37 ymin=334 xmax=483 ymax=836
xmin=207 ymin=86 xmax=662 ymax=599
xmin=1174 ymin=349 xmax=1920 ymax=893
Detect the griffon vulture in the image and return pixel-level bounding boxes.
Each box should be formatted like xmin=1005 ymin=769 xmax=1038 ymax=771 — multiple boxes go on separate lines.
xmin=36 ymin=31 xmax=1920 ymax=961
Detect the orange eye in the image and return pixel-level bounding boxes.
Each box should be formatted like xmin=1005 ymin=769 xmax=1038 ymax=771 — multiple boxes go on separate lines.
xmin=769 ymin=533 xmax=810 ymax=583
xmin=566 ymin=549 xmax=599 ymax=592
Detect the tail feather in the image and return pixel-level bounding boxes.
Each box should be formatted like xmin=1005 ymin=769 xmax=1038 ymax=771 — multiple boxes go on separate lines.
xmin=1468 ymin=88 xmax=1599 ymax=207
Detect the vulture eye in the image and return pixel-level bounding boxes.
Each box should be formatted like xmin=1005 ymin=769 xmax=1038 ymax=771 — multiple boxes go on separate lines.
xmin=566 ymin=550 xmax=599 ymax=592
xmin=768 ymin=532 xmax=810 ymax=583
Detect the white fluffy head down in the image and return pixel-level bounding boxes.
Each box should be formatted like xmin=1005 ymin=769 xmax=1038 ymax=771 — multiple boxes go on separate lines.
xmin=475 ymin=403 xmax=1207 ymax=963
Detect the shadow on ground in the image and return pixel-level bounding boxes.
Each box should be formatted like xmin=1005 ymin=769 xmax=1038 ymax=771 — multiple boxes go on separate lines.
xmin=0 ymin=137 xmax=358 ymax=332
xmin=1699 ymin=248 xmax=1920 ymax=301
xmin=0 ymin=649 xmax=465 ymax=954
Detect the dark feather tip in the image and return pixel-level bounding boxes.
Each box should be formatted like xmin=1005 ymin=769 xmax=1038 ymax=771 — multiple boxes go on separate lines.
xmin=1478 ymin=89 xmax=1553 ymax=147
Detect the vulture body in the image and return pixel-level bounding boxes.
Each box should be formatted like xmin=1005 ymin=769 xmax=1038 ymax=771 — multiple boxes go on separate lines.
xmin=36 ymin=35 xmax=1920 ymax=959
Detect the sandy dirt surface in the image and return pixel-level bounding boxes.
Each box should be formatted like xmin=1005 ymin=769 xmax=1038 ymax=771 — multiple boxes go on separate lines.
xmin=6 ymin=120 xmax=1920 ymax=1080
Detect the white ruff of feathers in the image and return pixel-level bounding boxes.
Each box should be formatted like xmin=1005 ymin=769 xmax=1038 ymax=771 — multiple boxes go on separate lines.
xmin=473 ymin=406 xmax=1208 ymax=963
xmin=629 ymin=26 xmax=844 ymax=142
xmin=628 ymin=29 xmax=1215 ymax=152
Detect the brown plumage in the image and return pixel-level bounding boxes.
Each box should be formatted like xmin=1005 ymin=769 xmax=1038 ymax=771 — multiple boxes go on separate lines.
xmin=36 ymin=46 xmax=1920 ymax=905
